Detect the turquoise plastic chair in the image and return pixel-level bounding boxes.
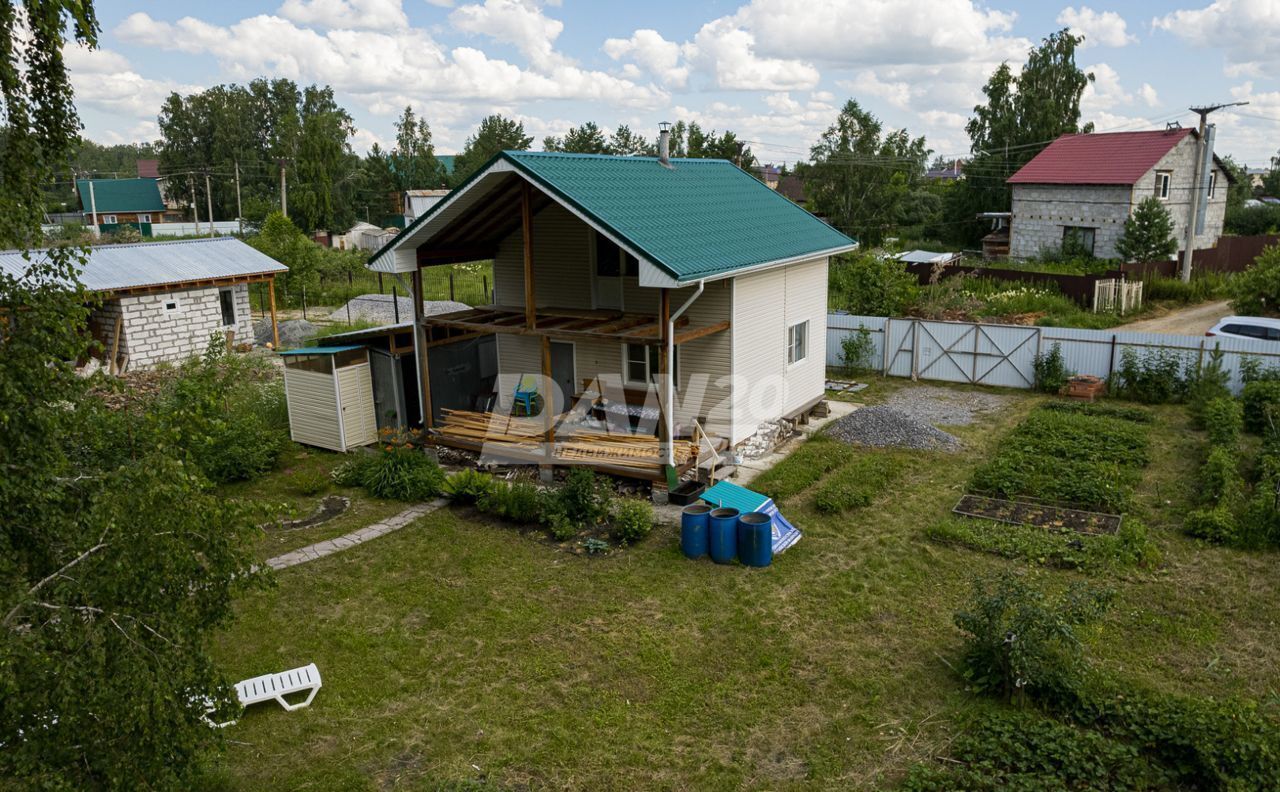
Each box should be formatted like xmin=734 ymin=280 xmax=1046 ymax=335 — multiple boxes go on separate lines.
xmin=513 ymin=374 xmax=539 ymax=416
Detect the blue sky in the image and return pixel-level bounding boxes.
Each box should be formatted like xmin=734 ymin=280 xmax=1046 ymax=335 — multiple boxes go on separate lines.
xmin=69 ymin=0 xmax=1280 ymax=167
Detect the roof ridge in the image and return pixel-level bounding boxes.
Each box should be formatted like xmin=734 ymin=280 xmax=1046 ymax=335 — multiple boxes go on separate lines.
xmin=0 ymin=236 xmax=235 ymax=257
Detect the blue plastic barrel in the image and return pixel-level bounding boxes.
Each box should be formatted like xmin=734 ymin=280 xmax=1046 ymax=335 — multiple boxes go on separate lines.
xmin=681 ymin=504 xmax=712 ymax=559
xmin=737 ymin=512 xmax=774 ymax=568
xmin=708 ymin=507 xmax=740 ymax=564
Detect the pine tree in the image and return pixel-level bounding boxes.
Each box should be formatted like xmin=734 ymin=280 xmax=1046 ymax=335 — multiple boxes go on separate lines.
xmin=1116 ymin=196 xmax=1179 ymax=262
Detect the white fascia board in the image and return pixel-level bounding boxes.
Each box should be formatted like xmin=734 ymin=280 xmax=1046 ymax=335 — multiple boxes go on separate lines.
xmin=638 ymin=243 xmax=859 ymax=288
xmin=367 ymin=161 xmax=518 ymax=274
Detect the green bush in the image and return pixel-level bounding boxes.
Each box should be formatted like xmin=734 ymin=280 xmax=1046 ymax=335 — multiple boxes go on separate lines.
xmin=1186 ymin=347 xmax=1232 ymax=424
xmin=291 ymin=468 xmax=330 ymax=496
xmin=360 ymin=447 xmax=445 ymax=501
xmin=1199 ymin=445 xmax=1243 ymax=507
xmin=839 ymin=325 xmax=876 ymax=374
xmin=1242 ymin=380 xmax=1280 ymax=433
xmin=611 ymin=498 xmax=654 ymax=544
xmin=1141 ymin=271 xmax=1229 ymax=304
xmin=331 ymin=455 xmax=374 ymax=487
xmin=1184 ymin=506 xmax=1238 ymax=544
xmin=1110 ymin=347 xmax=1190 ymax=404
xmin=1201 ymin=397 xmax=1243 ymax=448
xmin=1031 ymin=343 xmax=1071 ymax=393
xmin=812 ymin=454 xmax=908 ymax=514
xmin=478 ymin=481 xmax=541 ymax=524
xmin=827 ymin=252 xmax=920 ymax=315
xmin=954 ymin=572 xmax=1112 ymax=705
xmin=443 ymin=468 xmax=497 ymax=504
xmin=557 ymin=468 xmax=610 ymax=529
xmin=1228 ymin=243 xmax=1280 ymax=315
xmin=1237 ymin=491 xmax=1280 ymax=549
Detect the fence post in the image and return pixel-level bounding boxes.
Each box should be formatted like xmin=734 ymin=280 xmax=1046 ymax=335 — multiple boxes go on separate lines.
xmin=483 ymin=275 xmax=489 ymax=306
xmin=910 ymin=320 xmax=920 ymax=381
xmin=378 ymin=272 xmax=384 ymax=293
xmin=1108 ymin=334 xmax=1117 ymax=379
xmin=449 ymin=272 xmax=455 ymax=301
xmin=392 ymin=285 xmax=400 ymax=323
xmin=970 ymin=323 xmax=980 ymax=384
xmin=882 ymin=318 xmax=891 ymax=376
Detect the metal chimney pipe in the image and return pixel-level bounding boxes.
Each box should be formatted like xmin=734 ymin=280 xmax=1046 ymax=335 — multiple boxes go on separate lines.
xmin=658 ymin=121 xmax=671 ymax=166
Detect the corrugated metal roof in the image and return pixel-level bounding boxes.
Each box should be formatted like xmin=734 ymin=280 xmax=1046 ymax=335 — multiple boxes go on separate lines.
xmin=0 ymin=237 xmax=287 ymax=293
xmin=505 ymin=151 xmax=857 ymax=281
xmin=279 ymin=345 xmax=365 ymax=355
xmin=1007 ymin=130 xmax=1192 ymax=185
xmin=75 ymin=178 xmax=167 ymax=213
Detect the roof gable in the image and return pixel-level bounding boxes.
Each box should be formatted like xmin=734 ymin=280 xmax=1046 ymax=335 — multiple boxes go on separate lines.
xmin=76 ymin=178 xmax=167 ymax=213
xmin=372 ymin=151 xmax=856 ymax=283
xmin=1008 ymin=130 xmax=1193 ymax=186
xmin=0 ymin=237 xmax=287 ymax=293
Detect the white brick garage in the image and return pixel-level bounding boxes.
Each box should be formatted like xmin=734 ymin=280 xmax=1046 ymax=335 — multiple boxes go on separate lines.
xmin=1 ymin=237 xmax=286 ymax=371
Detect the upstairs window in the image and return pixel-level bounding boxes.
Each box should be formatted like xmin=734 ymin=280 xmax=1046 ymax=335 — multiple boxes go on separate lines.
xmin=1207 ymin=172 xmax=1217 ymax=199
xmin=1155 ymin=171 xmax=1171 ymax=200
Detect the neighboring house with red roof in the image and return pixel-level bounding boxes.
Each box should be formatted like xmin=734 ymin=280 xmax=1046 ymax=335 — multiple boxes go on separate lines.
xmin=1007 ymin=129 xmax=1229 ymax=260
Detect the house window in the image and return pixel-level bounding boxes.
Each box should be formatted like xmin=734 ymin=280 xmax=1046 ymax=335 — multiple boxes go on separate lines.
xmin=1062 ymin=226 xmax=1096 ymax=256
xmin=1155 ymin=172 xmax=1171 ymax=200
xmin=163 ymin=297 xmax=180 ymax=313
xmin=623 ymin=343 xmax=677 ymax=386
xmin=101 ymin=214 xmax=117 ymax=224
xmin=218 ymin=288 xmax=236 ymax=327
xmin=1207 ymin=172 xmax=1217 ymax=199
xmin=138 ymin=213 xmax=151 ymax=223
xmin=595 ymin=232 xmax=638 ymax=277
xmin=788 ymin=320 xmax=808 ymax=365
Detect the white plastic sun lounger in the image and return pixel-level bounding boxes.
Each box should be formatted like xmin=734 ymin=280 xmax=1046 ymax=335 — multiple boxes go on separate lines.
xmin=202 ymin=663 xmax=323 ymax=728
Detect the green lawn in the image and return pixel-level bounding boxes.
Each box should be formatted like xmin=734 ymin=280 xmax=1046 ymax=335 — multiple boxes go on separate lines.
xmin=200 ymin=382 xmax=1280 ymax=790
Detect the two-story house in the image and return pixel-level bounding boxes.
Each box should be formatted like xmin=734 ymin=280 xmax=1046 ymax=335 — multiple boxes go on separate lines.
xmin=1007 ymin=129 xmax=1229 ymax=260
xmin=367 ymin=139 xmax=856 ymax=483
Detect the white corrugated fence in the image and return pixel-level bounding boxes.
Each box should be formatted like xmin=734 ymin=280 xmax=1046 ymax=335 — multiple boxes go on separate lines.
xmin=828 ymin=313 xmax=1280 ymax=393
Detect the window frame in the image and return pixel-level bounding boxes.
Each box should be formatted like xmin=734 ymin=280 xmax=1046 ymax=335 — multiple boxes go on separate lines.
xmin=218 ymin=287 xmax=237 ymax=328
xmin=137 ymin=213 xmax=152 ymax=224
xmin=100 ymin=214 xmax=117 ymax=224
xmin=787 ymin=320 xmax=809 ymax=366
xmin=163 ymin=297 xmax=181 ymax=314
xmin=1207 ymin=172 xmax=1217 ymax=200
xmin=622 ymin=343 xmax=677 ymax=388
xmin=1062 ymin=225 xmax=1097 ymax=257
xmin=1155 ymin=171 xmax=1171 ymax=200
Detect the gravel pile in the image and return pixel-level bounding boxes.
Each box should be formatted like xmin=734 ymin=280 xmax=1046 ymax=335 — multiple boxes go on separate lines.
xmin=328 ymin=294 xmax=468 ymax=325
xmin=884 ymin=386 xmax=1010 ymax=427
xmin=826 ymin=406 xmax=961 ymax=451
xmin=255 ymin=318 xmax=316 ymax=348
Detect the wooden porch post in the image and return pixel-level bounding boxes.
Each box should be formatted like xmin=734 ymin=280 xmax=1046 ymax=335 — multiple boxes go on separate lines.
xmin=412 ymin=268 xmax=433 ymax=428
xmin=541 ymin=334 xmax=555 ymax=457
xmin=521 ymin=181 xmax=537 ymax=330
xmin=268 ymin=275 xmax=280 ymax=349
xmin=658 ymin=288 xmax=677 ymax=488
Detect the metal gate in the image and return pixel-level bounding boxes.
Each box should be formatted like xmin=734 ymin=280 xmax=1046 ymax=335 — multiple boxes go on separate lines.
xmin=882 ymin=317 xmax=1041 ymax=388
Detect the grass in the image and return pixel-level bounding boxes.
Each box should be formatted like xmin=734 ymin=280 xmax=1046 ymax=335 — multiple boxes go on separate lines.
xmin=200 ymin=385 xmax=1280 ymax=790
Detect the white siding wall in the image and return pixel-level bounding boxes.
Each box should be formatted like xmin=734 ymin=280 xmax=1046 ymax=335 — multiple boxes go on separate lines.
xmin=337 ymin=363 xmax=378 ymax=449
xmin=731 ymin=257 xmax=828 ymax=444
xmin=284 ymin=367 xmax=343 ymax=451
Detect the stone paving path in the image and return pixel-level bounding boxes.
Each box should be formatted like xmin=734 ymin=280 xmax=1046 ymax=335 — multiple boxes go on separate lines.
xmin=265 ymin=498 xmax=448 ymax=571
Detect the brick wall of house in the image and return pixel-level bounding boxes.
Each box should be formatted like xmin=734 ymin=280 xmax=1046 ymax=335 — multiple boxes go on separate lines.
xmin=1009 ymin=134 xmax=1227 ymax=261
xmin=89 ymin=283 xmax=255 ymax=370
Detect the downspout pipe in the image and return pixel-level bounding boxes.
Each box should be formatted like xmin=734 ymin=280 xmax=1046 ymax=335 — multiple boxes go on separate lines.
xmin=665 ymin=280 xmax=705 ymax=467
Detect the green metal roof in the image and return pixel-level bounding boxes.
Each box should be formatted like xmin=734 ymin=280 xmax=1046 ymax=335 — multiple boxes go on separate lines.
xmin=503 ymin=151 xmax=855 ymax=281
xmin=278 ymin=345 xmax=365 ymax=355
xmin=76 ymin=178 xmax=166 ymax=214
xmin=437 ymin=155 xmax=456 ymax=175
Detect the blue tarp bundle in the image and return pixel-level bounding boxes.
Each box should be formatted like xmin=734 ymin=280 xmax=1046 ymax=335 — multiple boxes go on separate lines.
xmin=700 ymin=481 xmax=802 ymax=555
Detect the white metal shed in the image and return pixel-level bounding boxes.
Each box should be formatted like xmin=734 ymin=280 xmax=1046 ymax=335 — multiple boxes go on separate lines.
xmin=280 ymin=345 xmax=378 ymax=452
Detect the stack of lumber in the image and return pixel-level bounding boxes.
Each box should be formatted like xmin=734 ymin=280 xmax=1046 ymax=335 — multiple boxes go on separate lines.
xmin=435 ymin=409 xmax=696 ymax=471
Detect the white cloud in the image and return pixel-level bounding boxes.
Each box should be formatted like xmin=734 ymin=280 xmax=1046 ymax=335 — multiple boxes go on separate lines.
xmin=449 ymin=0 xmax=566 ymax=70
xmin=64 ymin=44 xmax=199 ymax=131
xmin=278 ymin=0 xmax=408 ymax=30
xmin=686 ymin=16 xmax=819 ymax=91
xmin=1080 ymin=62 xmax=1131 ymax=112
xmin=1057 ymin=6 xmax=1136 ymax=48
xmin=1139 ymin=82 xmax=1159 ymax=107
xmin=1154 ymin=0 xmax=1280 ymax=74
xmin=603 ymin=29 xmax=688 ymax=88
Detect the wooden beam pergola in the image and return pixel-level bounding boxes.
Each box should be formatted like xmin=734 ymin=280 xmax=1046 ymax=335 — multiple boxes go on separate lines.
xmin=420 ymin=306 xmax=718 ymax=346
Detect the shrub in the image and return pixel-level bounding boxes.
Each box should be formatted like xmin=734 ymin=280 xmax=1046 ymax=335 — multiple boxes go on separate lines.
xmin=839 ymin=325 xmax=876 ymax=375
xmin=1186 ymin=347 xmax=1232 ymax=424
xmin=557 ymin=468 xmax=610 ymax=528
xmin=443 ymin=468 xmax=497 ymax=504
xmin=954 ymin=572 xmax=1112 ymax=705
xmin=331 ymin=455 xmax=374 ymax=487
xmin=1198 ymin=445 xmax=1243 ymax=507
xmin=478 ymin=481 xmax=541 ymax=524
xmin=1184 ymin=506 xmax=1238 ymax=544
xmin=291 ymin=468 xmax=330 ymax=496
xmin=1031 ymin=343 xmax=1071 ymax=394
xmin=1110 ymin=347 xmax=1189 ymax=404
xmin=827 ymin=252 xmax=920 ymax=315
xmin=360 ymin=447 xmax=445 ymax=501
xmin=1228 ymin=243 xmax=1280 ymax=316
xmin=1201 ymin=397 xmax=1242 ymax=448
xmin=1240 ymin=355 xmax=1280 ymax=384
xmin=1237 ymin=491 xmax=1280 ymax=549
xmin=611 ymin=498 xmax=654 ymax=544
xmin=1242 ymin=380 xmax=1280 ymax=433
xmin=1141 ymin=271 xmax=1228 ymax=304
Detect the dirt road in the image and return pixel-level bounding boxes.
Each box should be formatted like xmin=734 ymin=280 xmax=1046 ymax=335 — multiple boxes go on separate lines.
xmin=1119 ymin=300 xmax=1233 ymax=335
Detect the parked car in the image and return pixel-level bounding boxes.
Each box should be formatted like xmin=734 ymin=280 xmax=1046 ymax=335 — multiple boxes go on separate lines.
xmin=1207 ymin=316 xmax=1280 ymax=341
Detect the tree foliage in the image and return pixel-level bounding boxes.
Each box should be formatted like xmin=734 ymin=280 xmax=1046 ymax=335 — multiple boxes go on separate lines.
xmin=452 ymin=114 xmax=534 ymax=183
xmin=799 ymin=99 xmax=930 ymax=246
xmin=1116 ymin=196 xmax=1178 ymax=263
xmin=1228 ymin=244 xmax=1280 ymax=316
xmin=543 ymin=121 xmax=610 ymax=154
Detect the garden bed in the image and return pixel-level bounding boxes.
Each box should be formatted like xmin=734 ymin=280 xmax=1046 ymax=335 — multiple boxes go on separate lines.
xmin=952 ymin=494 xmax=1121 ymax=535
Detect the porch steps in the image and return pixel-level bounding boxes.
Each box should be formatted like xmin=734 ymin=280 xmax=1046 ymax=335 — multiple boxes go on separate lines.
xmin=697 ymin=452 xmax=737 ymax=483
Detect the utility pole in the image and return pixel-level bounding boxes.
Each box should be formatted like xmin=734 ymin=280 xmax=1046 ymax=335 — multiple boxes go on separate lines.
xmin=204 ymin=171 xmax=214 ymax=237
xmin=189 ymin=173 xmax=201 ymax=235
xmin=234 ymin=160 xmax=244 ymax=236
xmin=1181 ymin=102 xmax=1248 ymax=282
xmin=277 ymin=158 xmax=290 ymax=218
